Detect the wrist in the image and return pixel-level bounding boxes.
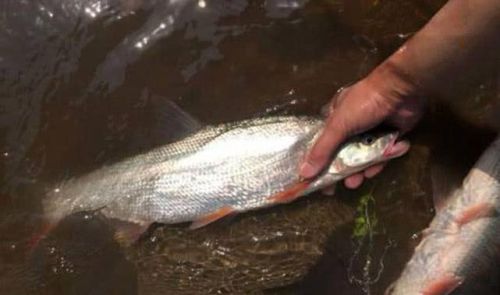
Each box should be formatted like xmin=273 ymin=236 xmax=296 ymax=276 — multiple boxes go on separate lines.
xmin=364 ymin=57 xmax=423 ymax=108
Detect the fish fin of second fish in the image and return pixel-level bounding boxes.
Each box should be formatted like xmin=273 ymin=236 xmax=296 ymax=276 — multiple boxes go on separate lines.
xmin=268 ymin=181 xmax=310 ymax=203
xmin=190 ymin=206 xmax=235 ymax=229
xmin=112 ymin=220 xmax=151 ymax=246
xmin=455 ymin=202 xmax=498 ymax=226
xmin=151 ymin=95 xmax=203 ymax=142
xmin=421 ymin=273 xmax=463 ymax=295
xmin=430 ymin=162 xmax=463 ymax=212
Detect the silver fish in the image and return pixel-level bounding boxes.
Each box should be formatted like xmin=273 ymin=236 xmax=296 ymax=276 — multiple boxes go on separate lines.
xmin=43 ymin=116 xmax=408 ymax=239
xmin=387 ymin=137 xmax=500 ymax=295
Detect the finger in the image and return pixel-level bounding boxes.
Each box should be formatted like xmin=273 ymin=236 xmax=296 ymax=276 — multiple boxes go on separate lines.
xmin=344 ymin=173 xmax=364 ymax=189
xmin=364 ymin=163 xmax=386 ymax=178
xmin=387 ymin=115 xmax=417 ymax=134
xmin=387 ymin=96 xmax=423 ymax=134
xmin=321 ymin=185 xmax=336 ymax=196
xmin=301 ymin=87 xmax=358 ymax=178
xmin=299 ymin=118 xmax=348 ymax=178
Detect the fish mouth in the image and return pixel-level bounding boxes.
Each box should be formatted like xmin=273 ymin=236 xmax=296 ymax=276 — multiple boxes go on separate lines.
xmin=382 ymin=133 xmax=410 ymax=159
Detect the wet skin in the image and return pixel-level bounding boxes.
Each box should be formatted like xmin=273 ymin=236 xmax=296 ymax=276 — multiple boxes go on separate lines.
xmin=300 ymin=0 xmax=500 ymax=187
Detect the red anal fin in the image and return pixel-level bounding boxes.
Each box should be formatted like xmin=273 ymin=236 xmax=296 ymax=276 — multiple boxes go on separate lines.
xmin=268 ymin=181 xmax=310 ymax=204
xmin=421 ymin=273 xmax=463 ymax=295
xmin=455 ymin=202 xmax=497 ymax=226
xmin=190 ymin=206 xmax=235 ymax=230
xmin=28 ymin=222 xmax=55 ymax=252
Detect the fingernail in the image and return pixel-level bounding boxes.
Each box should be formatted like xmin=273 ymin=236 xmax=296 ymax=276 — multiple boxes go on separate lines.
xmin=299 ymin=161 xmax=318 ymax=178
xmin=345 ymin=175 xmax=363 ymax=189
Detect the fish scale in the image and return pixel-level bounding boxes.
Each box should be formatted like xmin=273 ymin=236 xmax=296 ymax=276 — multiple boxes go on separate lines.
xmin=44 ymin=117 xmax=320 ymax=224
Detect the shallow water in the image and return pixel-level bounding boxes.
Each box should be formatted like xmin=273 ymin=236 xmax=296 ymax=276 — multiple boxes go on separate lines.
xmin=0 ymin=0 xmax=498 ymax=294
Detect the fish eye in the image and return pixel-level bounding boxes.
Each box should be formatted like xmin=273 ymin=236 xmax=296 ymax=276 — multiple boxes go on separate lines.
xmin=361 ymin=135 xmax=375 ymax=145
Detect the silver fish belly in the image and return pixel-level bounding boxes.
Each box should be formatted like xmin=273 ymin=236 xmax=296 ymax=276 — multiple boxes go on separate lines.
xmin=387 ymin=137 xmax=500 ymax=295
xmin=44 ymin=116 xmax=324 ymax=226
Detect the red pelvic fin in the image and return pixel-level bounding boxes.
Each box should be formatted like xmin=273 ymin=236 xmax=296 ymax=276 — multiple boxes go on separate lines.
xmin=455 ymin=202 xmax=497 ymax=226
xmin=113 ymin=221 xmax=151 ymax=246
xmin=267 ymin=181 xmax=310 ymax=204
xmin=190 ymin=206 xmax=235 ymax=230
xmin=421 ymin=273 xmax=463 ymax=295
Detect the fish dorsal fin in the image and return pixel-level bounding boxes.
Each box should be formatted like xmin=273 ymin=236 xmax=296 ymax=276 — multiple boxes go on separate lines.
xmin=430 ymin=163 xmax=463 ymax=212
xmin=420 ymin=273 xmax=463 ymax=295
xmin=150 ymin=95 xmax=203 ymax=142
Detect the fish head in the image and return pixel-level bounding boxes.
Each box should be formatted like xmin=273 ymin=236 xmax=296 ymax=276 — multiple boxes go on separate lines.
xmin=328 ymin=132 xmax=410 ymax=175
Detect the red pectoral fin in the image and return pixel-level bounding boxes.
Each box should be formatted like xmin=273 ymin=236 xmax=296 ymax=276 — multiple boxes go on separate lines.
xmin=455 ymin=202 xmax=497 ymax=226
xmin=190 ymin=206 xmax=235 ymax=229
xmin=268 ymin=181 xmax=310 ymax=204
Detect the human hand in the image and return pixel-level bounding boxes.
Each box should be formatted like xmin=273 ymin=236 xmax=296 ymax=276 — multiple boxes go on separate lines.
xmin=300 ymin=65 xmax=424 ymax=188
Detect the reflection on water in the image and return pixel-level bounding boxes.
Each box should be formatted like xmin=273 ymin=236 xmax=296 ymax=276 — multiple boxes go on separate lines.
xmin=0 ymin=0 xmax=498 ymax=294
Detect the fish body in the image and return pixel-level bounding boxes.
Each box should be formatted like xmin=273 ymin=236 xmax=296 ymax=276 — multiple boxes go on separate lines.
xmin=388 ymin=137 xmax=500 ymax=295
xmin=43 ymin=116 xmax=407 ymax=230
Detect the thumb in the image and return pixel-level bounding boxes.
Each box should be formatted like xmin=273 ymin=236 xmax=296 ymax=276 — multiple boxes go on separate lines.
xmin=299 ymin=116 xmax=350 ymax=178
